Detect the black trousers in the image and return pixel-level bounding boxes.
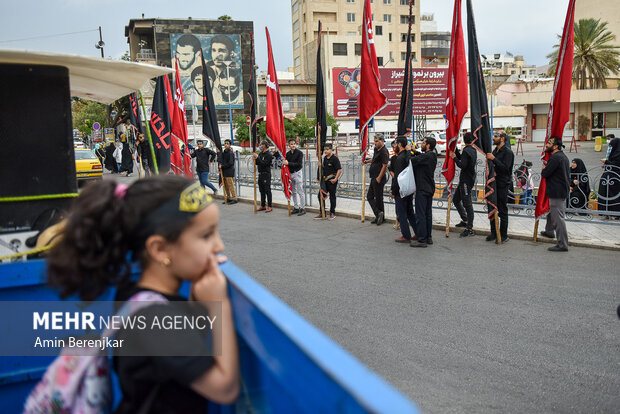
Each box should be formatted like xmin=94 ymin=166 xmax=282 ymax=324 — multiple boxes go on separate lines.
xmin=367 ymin=177 xmax=386 ymax=217
xmin=415 ymin=190 xmax=433 ymax=243
xmin=318 ymin=180 xmax=337 ymax=213
xmin=258 ymin=173 xmax=272 ymax=207
xmin=453 ymin=182 xmax=474 ymax=229
xmin=490 ymin=184 xmax=509 ymax=238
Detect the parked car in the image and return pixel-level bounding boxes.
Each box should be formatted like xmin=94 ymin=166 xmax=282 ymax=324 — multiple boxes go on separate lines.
xmin=73 ymin=139 xmax=85 ymax=149
xmin=365 ymin=138 xmax=396 ymax=159
xmin=419 ymin=131 xmax=463 ymax=155
xmin=74 ymin=149 xmax=102 ymax=181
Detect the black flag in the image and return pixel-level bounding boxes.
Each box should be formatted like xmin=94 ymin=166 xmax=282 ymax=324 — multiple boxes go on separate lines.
xmin=397 ymin=2 xmax=414 ymax=138
xmin=150 ymin=76 xmax=172 ymax=174
xmin=201 ymin=49 xmax=222 ymax=152
xmin=467 ymin=0 xmax=497 ymax=217
xmin=247 ymin=33 xmax=258 ymax=152
xmin=316 ymin=21 xmax=327 ymax=155
xmin=128 ymin=92 xmax=144 ymax=136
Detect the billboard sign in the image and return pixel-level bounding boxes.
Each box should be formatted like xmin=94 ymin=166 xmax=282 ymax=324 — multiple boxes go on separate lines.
xmin=170 ymin=33 xmax=244 ymax=110
xmin=332 ymin=67 xmax=448 ymax=118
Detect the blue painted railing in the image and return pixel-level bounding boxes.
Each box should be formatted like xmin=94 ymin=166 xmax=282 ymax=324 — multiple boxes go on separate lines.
xmin=0 ymin=259 xmax=418 ymax=413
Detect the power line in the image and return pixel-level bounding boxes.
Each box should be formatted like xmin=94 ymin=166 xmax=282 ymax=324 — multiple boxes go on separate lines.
xmin=0 ymin=29 xmax=99 ymax=44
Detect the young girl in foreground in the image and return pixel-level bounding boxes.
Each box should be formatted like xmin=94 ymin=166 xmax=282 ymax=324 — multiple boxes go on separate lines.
xmin=47 ymin=175 xmax=239 ymax=413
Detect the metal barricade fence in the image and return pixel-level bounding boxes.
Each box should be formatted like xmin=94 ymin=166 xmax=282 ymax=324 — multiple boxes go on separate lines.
xmin=217 ymin=150 xmax=620 ymax=224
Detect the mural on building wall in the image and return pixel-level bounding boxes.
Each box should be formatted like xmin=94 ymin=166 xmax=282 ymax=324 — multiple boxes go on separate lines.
xmin=170 ymin=33 xmax=243 ymax=109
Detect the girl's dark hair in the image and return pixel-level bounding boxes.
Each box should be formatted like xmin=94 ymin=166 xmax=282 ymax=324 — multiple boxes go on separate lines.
xmin=47 ymin=175 xmax=193 ymax=301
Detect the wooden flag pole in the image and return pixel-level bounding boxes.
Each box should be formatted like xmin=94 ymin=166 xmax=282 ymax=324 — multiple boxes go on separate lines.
xmin=533 ymin=218 xmax=539 ymax=242
xmin=138 ymin=90 xmax=159 ymax=175
xmin=253 ymin=157 xmax=257 ymax=213
xmin=494 ymin=211 xmax=501 ymax=245
xmin=361 ymin=163 xmax=366 ymax=222
xmin=220 ymin=164 xmax=227 ymax=204
xmin=318 ymin=126 xmax=326 ymax=219
xmin=445 ymin=194 xmax=452 ymax=237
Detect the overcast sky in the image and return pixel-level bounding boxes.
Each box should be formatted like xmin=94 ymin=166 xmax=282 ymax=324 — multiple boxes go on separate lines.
xmin=1 ymin=0 xmax=571 ymax=71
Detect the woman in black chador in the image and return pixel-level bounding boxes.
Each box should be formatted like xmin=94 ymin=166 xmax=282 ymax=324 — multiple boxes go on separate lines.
xmin=568 ymin=158 xmax=590 ymax=211
xmin=119 ymin=134 xmax=134 ymax=177
xmin=598 ymin=138 xmax=620 ymax=218
xmin=104 ymin=142 xmax=118 ymax=173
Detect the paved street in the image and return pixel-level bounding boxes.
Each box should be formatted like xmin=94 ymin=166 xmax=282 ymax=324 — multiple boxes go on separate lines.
xmin=217 ymin=203 xmax=619 ymax=413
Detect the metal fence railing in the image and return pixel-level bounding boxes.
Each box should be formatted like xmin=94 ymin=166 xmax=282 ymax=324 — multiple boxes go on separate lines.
xmin=211 ymin=150 xmax=620 ymax=224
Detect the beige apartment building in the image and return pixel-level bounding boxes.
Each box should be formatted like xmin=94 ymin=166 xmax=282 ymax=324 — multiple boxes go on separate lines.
xmin=291 ymin=0 xmax=422 ymax=83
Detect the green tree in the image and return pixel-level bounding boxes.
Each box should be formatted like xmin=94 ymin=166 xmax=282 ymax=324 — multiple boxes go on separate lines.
xmin=218 ymin=15 xmax=232 ymax=21
xmin=72 ymin=99 xmax=107 ymax=136
xmin=547 ymin=18 xmax=620 ymax=89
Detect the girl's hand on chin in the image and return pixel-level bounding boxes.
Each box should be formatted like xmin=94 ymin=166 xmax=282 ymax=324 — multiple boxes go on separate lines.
xmin=191 ymin=254 xmax=229 ymax=303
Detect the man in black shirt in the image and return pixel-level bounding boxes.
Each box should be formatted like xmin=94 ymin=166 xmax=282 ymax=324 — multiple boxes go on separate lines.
xmin=391 ymin=137 xmax=416 ymax=242
xmin=284 ymin=139 xmax=306 ymax=215
xmin=540 ymin=137 xmax=570 ymax=251
xmin=135 ymin=134 xmax=153 ymax=176
xmin=449 ymin=132 xmax=477 ymax=237
xmin=486 ymin=131 xmax=514 ymax=242
xmin=218 ymin=140 xmax=237 ymax=204
xmin=411 ymin=137 xmax=438 ymax=247
xmin=315 ymin=143 xmax=342 ymax=220
xmin=367 ymin=134 xmax=389 ymax=225
xmin=253 ymin=141 xmax=273 ymax=212
xmin=191 ymin=140 xmax=217 ymax=194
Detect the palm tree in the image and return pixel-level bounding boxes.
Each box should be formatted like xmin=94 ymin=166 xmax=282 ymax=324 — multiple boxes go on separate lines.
xmin=547 ymin=18 xmax=620 ymax=89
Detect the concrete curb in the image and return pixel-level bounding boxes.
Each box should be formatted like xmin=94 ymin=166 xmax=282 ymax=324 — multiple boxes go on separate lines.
xmin=215 ymin=195 xmax=620 ymax=251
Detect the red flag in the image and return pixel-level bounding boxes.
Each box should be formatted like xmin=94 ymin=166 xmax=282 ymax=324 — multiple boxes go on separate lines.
xmin=441 ymin=0 xmax=468 ymax=194
xmin=359 ymin=0 xmax=387 ymax=160
xmin=535 ymin=0 xmax=575 ymax=218
xmin=172 ymin=58 xmax=193 ymax=178
xmin=265 ymin=27 xmax=291 ymax=199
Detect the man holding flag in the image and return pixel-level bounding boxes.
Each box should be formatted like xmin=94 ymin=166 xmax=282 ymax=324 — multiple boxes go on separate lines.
xmin=359 ymin=0 xmax=387 ymax=160
xmin=540 ymin=137 xmax=570 ymax=251
xmin=534 ymin=0 xmax=576 ymax=250
xmin=265 ymin=27 xmax=292 ymax=206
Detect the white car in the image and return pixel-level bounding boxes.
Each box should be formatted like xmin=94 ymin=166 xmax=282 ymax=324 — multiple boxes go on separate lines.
xmin=419 ymin=132 xmax=463 ymax=155
xmin=365 ymin=138 xmax=397 ymax=159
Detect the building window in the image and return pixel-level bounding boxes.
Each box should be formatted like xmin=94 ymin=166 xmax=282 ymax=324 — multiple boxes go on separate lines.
xmin=282 ymin=95 xmax=294 ymax=112
xmin=347 ymin=0 xmax=355 ymax=2
xmin=294 ymin=56 xmax=301 ymax=67
xmin=411 ymin=33 xmax=415 ymax=42
xmin=401 ymin=52 xmax=407 ymax=60
xmin=292 ymin=1 xmax=298 ymax=13
xmin=411 ymin=15 xmax=415 ymax=24
xmin=347 ymin=13 xmax=355 ymax=22
xmin=389 ymin=32 xmax=392 ymax=41
xmin=412 ymin=52 xmax=416 ymax=59
xmin=297 ymin=95 xmax=307 ymax=108
xmin=400 ymin=0 xmax=408 ymax=4
xmin=383 ymin=0 xmax=391 ymax=4
xmin=333 ymin=43 xmax=348 ymax=56
xmin=605 ymin=112 xmax=619 ymax=128
xmin=293 ymin=20 xmax=299 ymax=32
xmin=384 ymin=14 xmax=391 ymax=23
xmin=293 ymin=38 xmax=300 ymax=49
xmin=400 ymin=33 xmax=415 ymax=42
xmin=355 ymin=43 xmax=362 ymax=56
xmin=372 ymin=13 xmax=374 ymax=21
xmin=375 ymin=25 xmax=383 ymax=35
xmin=400 ymin=15 xmax=408 ymax=24
xmin=377 ymin=57 xmax=383 ymax=66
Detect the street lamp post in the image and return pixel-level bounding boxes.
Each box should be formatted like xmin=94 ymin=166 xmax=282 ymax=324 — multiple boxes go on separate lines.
xmin=223 ymin=60 xmax=234 ymax=145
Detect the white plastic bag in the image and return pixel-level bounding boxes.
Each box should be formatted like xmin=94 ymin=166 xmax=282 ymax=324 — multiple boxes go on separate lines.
xmin=398 ymin=161 xmax=416 ymax=197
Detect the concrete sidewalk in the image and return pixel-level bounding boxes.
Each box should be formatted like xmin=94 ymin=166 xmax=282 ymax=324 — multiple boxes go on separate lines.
xmin=221 ymin=183 xmax=620 ymax=251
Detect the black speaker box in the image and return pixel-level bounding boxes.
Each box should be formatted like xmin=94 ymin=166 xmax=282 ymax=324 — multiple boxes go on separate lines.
xmin=0 ymin=63 xmax=77 ymax=232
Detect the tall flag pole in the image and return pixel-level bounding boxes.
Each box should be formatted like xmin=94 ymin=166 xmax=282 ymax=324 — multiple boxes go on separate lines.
xmin=397 ymin=0 xmax=415 ymax=140
xmin=466 ymin=0 xmax=499 ymax=240
xmin=247 ymin=32 xmax=259 ymax=213
xmin=316 ymin=21 xmax=328 ymax=219
xmin=359 ymin=0 xmax=387 ymax=162
xmin=534 ymin=0 xmax=576 ymax=240
xmin=149 ymin=75 xmax=172 ymax=174
xmin=171 ymin=58 xmax=192 ymax=177
xmin=441 ymin=0 xmax=468 ymax=236
xmin=265 ymin=27 xmax=292 ymax=210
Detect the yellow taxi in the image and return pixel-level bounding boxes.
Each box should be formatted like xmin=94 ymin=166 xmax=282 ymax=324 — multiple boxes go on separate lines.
xmin=74 ymin=149 xmax=103 ymax=181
